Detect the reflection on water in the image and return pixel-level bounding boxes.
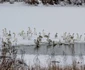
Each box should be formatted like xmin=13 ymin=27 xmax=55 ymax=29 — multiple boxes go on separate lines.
xmin=15 ymin=42 xmax=85 ymax=66
xmin=16 ymin=42 xmax=85 ymax=55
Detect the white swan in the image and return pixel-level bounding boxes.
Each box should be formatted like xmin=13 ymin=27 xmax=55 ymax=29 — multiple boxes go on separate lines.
xmin=42 ymin=29 xmax=45 ymax=37
xmin=19 ymin=30 xmax=26 ymax=39
xmin=6 ymin=30 xmax=12 ymax=40
xmin=13 ymin=32 xmax=17 ymax=45
xmin=2 ymin=29 xmax=5 ymax=37
xmin=44 ymin=33 xmax=50 ymax=38
xmin=19 ymin=30 xmax=24 ymax=36
xmin=62 ymin=32 xmax=67 ymax=41
xmin=79 ymin=35 xmax=82 ymax=41
xmin=76 ymin=33 xmax=80 ymax=41
xmin=39 ymin=32 xmax=43 ymax=38
xmin=84 ymin=33 xmax=85 ymax=41
xmin=55 ymin=33 xmax=58 ymax=38
xmin=34 ymin=28 xmax=37 ymax=35
xmin=28 ymin=27 xmax=32 ymax=34
xmin=37 ymin=37 xmax=42 ymax=42
xmin=27 ymin=32 xmax=33 ymax=40
xmin=2 ymin=28 xmax=7 ymax=37
xmin=27 ymin=31 xmax=29 ymax=37
xmin=47 ymin=38 xmax=52 ymax=45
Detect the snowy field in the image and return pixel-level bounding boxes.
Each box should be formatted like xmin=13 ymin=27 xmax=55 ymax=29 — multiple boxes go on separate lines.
xmin=0 ymin=3 xmax=85 ymax=66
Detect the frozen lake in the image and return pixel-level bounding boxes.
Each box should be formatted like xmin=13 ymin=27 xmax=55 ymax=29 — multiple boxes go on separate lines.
xmin=16 ymin=42 xmax=85 ymax=55
xmin=0 ymin=3 xmax=85 ymax=36
xmin=0 ymin=3 xmax=85 ymax=66
xmin=15 ymin=42 xmax=85 ymax=66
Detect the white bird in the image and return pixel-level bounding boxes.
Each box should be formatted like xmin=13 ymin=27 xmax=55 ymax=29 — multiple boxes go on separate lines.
xmin=67 ymin=33 xmax=71 ymax=37
xmin=42 ymin=29 xmax=45 ymax=37
xmin=3 ymin=28 xmax=7 ymax=37
xmin=2 ymin=29 xmax=5 ymax=37
xmin=69 ymin=33 xmax=74 ymax=40
xmin=34 ymin=39 xmax=40 ymax=47
xmin=76 ymin=33 xmax=80 ymax=41
xmin=19 ymin=30 xmax=26 ymax=39
xmin=33 ymin=28 xmax=37 ymax=35
xmin=55 ymin=33 xmax=58 ymax=38
xmin=19 ymin=30 xmax=24 ymax=36
xmin=39 ymin=32 xmax=43 ymax=38
xmin=7 ymin=30 xmax=12 ymax=40
xmin=37 ymin=37 xmax=42 ymax=42
xmin=72 ymin=33 xmax=74 ymax=38
xmin=44 ymin=33 xmax=50 ymax=39
xmin=8 ymin=30 xmax=11 ymax=36
xmin=28 ymin=27 xmax=32 ymax=34
xmin=84 ymin=33 xmax=85 ymax=41
xmin=62 ymin=32 xmax=67 ymax=40
xmin=47 ymin=38 xmax=52 ymax=45
xmin=13 ymin=32 xmax=16 ymax=38
xmin=64 ymin=32 xmax=67 ymax=37
xmin=27 ymin=31 xmax=29 ymax=37
xmin=4 ymin=28 xmax=7 ymax=35
xmin=13 ymin=33 xmax=17 ymax=45
xmin=27 ymin=32 xmax=33 ymax=40
xmin=31 ymin=33 xmax=33 ymax=37
xmin=21 ymin=30 xmax=26 ymax=39
xmin=79 ymin=35 xmax=82 ymax=41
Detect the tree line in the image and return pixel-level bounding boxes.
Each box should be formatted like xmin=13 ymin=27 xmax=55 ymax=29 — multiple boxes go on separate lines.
xmin=0 ymin=0 xmax=85 ymax=6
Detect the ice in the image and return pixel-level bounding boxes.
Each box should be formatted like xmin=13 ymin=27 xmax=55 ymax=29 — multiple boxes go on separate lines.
xmin=0 ymin=3 xmax=85 ymax=34
xmin=0 ymin=3 xmax=85 ymax=66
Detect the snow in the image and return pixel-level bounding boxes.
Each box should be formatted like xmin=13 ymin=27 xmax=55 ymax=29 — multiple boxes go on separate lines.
xmin=0 ymin=3 xmax=85 ymax=34
xmin=0 ymin=3 xmax=85 ymax=66
xmin=0 ymin=3 xmax=85 ymax=35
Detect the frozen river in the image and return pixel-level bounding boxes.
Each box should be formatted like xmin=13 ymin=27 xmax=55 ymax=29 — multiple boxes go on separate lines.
xmin=15 ymin=42 xmax=85 ymax=66
xmin=0 ymin=3 xmax=85 ymax=66
xmin=16 ymin=42 xmax=85 ymax=55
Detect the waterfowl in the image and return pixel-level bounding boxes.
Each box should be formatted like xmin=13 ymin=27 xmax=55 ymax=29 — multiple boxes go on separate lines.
xmin=84 ymin=33 xmax=85 ymax=41
xmin=8 ymin=30 xmax=11 ymax=36
xmin=62 ymin=32 xmax=67 ymax=40
xmin=44 ymin=33 xmax=50 ymax=38
xmin=13 ymin=33 xmax=17 ymax=45
xmin=2 ymin=29 xmax=5 ymax=37
xmin=28 ymin=27 xmax=32 ymax=34
xmin=3 ymin=28 xmax=7 ymax=37
xmin=76 ymin=33 xmax=79 ymax=41
xmin=27 ymin=31 xmax=29 ymax=37
xmin=13 ymin=32 xmax=16 ymax=38
xmin=47 ymin=38 xmax=52 ymax=45
xmin=37 ymin=36 xmax=42 ymax=42
xmin=53 ymin=41 xmax=57 ymax=47
xmin=42 ymin=29 xmax=45 ymax=36
xmin=34 ymin=28 xmax=37 ymax=35
xmin=55 ymin=33 xmax=58 ymax=38
xmin=19 ymin=30 xmax=24 ymax=36
xmin=4 ymin=28 xmax=7 ymax=33
xmin=34 ymin=39 xmax=40 ymax=50
xmin=79 ymin=35 xmax=82 ymax=41
xmin=39 ymin=32 xmax=43 ymax=38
